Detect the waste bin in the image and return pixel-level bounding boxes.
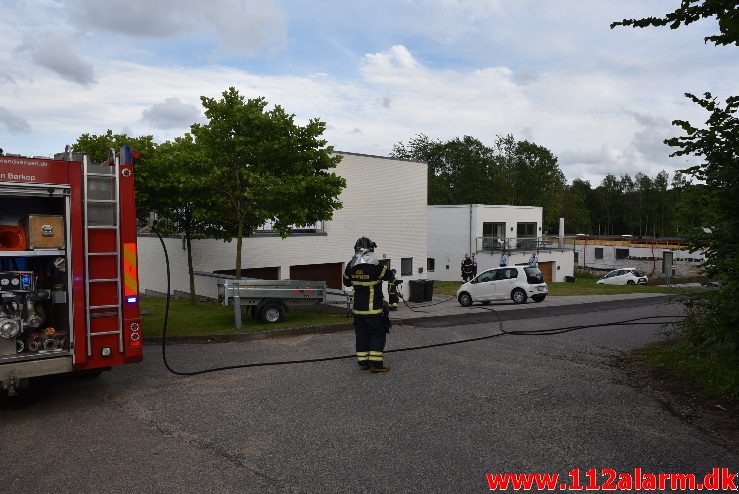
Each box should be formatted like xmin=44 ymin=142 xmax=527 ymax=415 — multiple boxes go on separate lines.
xmin=408 ymin=280 xmax=425 ymax=303
xmin=423 ymin=279 xmax=434 ymax=301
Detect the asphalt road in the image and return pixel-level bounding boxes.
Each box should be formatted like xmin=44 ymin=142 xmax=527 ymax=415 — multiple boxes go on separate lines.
xmin=2 ymin=298 xmax=737 ymax=493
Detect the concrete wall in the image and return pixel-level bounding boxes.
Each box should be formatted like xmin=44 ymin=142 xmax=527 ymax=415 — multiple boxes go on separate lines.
xmin=471 ymin=205 xmax=543 ymax=238
xmin=427 ymin=204 xmax=575 ymax=282
xmin=427 ymin=206 xmax=474 ymax=280
xmin=138 ymin=152 xmax=428 ymax=298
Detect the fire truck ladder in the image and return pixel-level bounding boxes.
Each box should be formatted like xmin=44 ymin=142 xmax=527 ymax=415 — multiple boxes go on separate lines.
xmin=83 ymin=150 xmax=122 ymax=354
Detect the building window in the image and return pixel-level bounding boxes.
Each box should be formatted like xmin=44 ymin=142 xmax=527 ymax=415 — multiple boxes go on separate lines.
xmin=379 ymin=259 xmax=391 ymax=271
xmin=401 ymin=258 xmax=413 ymax=276
xmin=517 ymin=222 xmax=537 ymax=237
xmin=616 ymin=248 xmax=629 ymax=260
xmin=595 ymin=248 xmax=604 ymax=259
xmin=257 ymin=220 xmax=325 ymax=234
xmin=574 ymin=251 xmax=579 ymax=263
xmin=427 ymin=258 xmax=435 ymax=272
xmin=482 ymin=222 xmax=506 ymax=250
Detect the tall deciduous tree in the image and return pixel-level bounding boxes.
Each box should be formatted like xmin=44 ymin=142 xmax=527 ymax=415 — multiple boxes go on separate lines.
xmin=391 ymin=134 xmax=499 ymax=205
xmin=73 ymin=130 xmax=158 ymax=220
xmin=191 ymin=87 xmax=346 ymax=279
xmin=614 ymin=2 xmax=739 ymax=384
xmin=147 ymin=134 xmax=214 ymax=302
xmin=504 ymin=138 xmax=566 ymax=232
xmin=561 ymin=179 xmax=593 ymax=234
xmin=391 ymin=133 xmax=566 ymax=232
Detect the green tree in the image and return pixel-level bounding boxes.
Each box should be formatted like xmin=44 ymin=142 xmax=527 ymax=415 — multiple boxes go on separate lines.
xmin=147 ymin=134 xmax=214 ymax=303
xmin=391 ymin=134 xmax=499 ymax=204
xmin=191 ymin=87 xmax=346 ymax=279
xmin=73 ymin=130 xmax=158 ymax=220
xmin=654 ymin=170 xmax=670 ymax=237
xmin=611 ymin=0 xmax=739 ymax=47
xmin=614 ymin=2 xmax=739 ymax=394
xmin=633 ymin=172 xmax=654 ymax=236
xmin=620 ymin=174 xmax=636 ymax=235
xmin=561 ymin=179 xmax=593 ymax=234
xmin=594 ymin=174 xmax=622 ymax=235
xmin=392 ymin=134 xmax=566 ymax=232
xmin=504 ymin=138 xmax=566 ymax=232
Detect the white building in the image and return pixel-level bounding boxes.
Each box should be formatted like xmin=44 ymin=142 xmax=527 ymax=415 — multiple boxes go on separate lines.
xmin=427 ymin=204 xmax=574 ymax=282
xmin=572 ymin=237 xmax=704 ymax=277
xmin=137 ymin=152 xmax=428 ymax=299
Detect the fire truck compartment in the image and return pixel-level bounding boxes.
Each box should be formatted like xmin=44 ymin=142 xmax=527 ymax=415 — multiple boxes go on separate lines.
xmin=0 ymin=185 xmax=74 ymax=367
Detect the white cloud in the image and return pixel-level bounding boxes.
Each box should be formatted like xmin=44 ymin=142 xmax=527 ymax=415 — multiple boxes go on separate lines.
xmin=141 ymin=98 xmax=203 ymax=129
xmin=17 ymin=32 xmax=95 ymax=85
xmin=0 ymin=0 xmax=735 ymax=184
xmin=0 ymin=107 xmax=31 ymax=133
xmin=65 ymin=0 xmax=286 ymax=56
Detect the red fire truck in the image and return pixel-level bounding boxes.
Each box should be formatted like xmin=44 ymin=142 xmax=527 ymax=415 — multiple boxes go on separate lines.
xmin=0 ymin=146 xmax=142 ymax=395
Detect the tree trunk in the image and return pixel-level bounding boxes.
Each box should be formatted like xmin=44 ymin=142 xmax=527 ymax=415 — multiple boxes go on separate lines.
xmin=186 ymin=227 xmax=196 ymax=304
xmin=235 ymin=219 xmax=244 ymax=280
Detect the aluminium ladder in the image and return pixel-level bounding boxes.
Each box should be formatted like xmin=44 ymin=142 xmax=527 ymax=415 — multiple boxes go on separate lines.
xmin=83 ymin=150 xmax=123 ymax=354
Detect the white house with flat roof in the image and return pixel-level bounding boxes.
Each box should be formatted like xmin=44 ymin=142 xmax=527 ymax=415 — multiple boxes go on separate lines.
xmin=427 ymin=204 xmax=574 ymax=282
xmin=137 ymin=152 xmax=428 ymax=299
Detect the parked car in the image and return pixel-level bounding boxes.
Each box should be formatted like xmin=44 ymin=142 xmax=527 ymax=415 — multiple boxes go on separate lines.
xmin=595 ymin=268 xmax=648 ymax=285
xmin=457 ymin=266 xmax=548 ymax=306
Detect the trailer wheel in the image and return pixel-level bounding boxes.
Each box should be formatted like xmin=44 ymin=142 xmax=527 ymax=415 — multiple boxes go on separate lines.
xmin=260 ymin=303 xmax=285 ymax=324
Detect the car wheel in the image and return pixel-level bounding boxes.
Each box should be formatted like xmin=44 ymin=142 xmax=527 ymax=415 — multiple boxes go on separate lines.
xmin=627 ymin=280 xmax=635 ymax=285
xmin=532 ymin=294 xmax=546 ymax=303
xmin=260 ymin=303 xmax=285 ymax=324
xmin=458 ymin=292 xmax=473 ymax=307
xmin=511 ymin=288 xmax=527 ymax=304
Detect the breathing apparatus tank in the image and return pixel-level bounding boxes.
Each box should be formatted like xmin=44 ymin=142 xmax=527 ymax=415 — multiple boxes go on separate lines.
xmin=349 ymin=236 xmax=379 ymax=268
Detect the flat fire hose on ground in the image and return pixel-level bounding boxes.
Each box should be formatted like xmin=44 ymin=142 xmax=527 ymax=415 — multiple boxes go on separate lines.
xmin=153 ymin=227 xmax=685 ymax=377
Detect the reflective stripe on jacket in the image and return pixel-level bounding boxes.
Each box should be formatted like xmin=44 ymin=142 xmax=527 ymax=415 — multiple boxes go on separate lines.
xmin=343 ymin=262 xmax=394 ymax=315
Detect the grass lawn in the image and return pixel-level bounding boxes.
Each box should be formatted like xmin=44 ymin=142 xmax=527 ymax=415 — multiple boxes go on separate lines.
xmin=140 ymin=295 xmax=351 ymax=337
xmin=431 ymin=277 xmax=699 ymax=297
xmin=636 ymin=339 xmax=739 ymax=399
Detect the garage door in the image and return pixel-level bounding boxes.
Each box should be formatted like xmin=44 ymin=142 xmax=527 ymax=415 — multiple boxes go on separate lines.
xmin=213 ymin=267 xmax=280 ymax=279
xmin=290 ymin=262 xmax=343 ymax=289
xmin=538 ymin=261 xmax=554 ymax=283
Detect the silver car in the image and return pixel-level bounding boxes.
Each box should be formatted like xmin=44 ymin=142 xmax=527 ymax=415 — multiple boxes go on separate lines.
xmin=457 ymin=266 xmax=548 ymax=306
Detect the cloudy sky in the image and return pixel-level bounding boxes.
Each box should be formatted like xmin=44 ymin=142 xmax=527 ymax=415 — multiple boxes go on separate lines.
xmin=0 ymin=0 xmax=736 ymax=184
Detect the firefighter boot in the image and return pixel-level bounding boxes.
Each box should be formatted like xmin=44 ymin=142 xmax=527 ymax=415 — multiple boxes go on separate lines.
xmin=371 ymin=365 xmax=391 ymax=373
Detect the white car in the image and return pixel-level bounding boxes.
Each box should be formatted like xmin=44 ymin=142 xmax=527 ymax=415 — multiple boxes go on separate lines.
xmin=457 ymin=266 xmax=548 ymax=306
xmin=596 ymin=268 xmax=648 ymax=285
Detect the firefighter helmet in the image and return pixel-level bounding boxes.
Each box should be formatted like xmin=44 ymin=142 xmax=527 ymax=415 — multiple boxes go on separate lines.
xmin=351 ymin=236 xmax=378 ymax=266
xmin=354 ymin=236 xmax=377 ymax=252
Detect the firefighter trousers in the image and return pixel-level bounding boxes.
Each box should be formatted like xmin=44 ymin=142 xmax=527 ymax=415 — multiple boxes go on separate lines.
xmin=354 ymin=315 xmax=386 ymax=368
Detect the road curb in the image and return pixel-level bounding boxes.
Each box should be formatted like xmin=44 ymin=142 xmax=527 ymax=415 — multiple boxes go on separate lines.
xmin=145 ymin=294 xmax=689 ymax=344
xmin=144 ymin=322 xmax=354 ymax=345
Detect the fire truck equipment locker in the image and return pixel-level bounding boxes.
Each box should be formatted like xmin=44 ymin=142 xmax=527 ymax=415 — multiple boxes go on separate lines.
xmin=0 ymin=146 xmax=143 ymax=396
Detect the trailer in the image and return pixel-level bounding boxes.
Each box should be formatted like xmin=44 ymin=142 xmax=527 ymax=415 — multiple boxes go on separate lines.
xmin=0 ymin=146 xmax=142 ymax=395
xmin=218 ymin=278 xmax=328 ymax=326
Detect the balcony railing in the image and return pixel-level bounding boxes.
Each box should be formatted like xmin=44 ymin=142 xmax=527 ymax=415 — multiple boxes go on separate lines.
xmin=476 ymin=236 xmax=568 ymax=254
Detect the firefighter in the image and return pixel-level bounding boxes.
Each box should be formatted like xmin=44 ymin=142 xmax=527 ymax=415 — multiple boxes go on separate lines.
xmin=343 ymin=236 xmax=395 ymax=373
xmin=461 ymin=254 xmax=474 ymax=281
xmin=388 ymin=269 xmax=402 ymax=311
